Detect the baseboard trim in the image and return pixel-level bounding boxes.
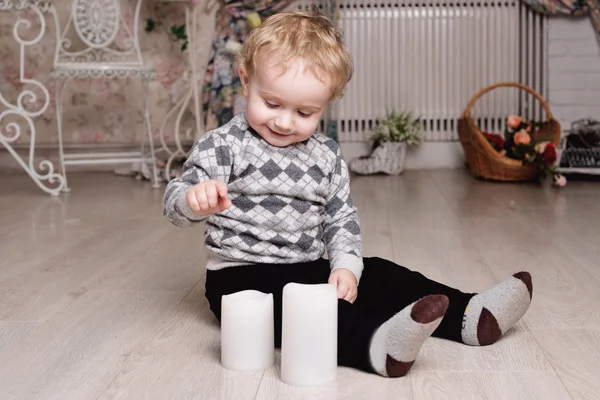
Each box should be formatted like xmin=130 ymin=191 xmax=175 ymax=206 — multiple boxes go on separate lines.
xmin=0 ymin=142 xmax=193 ymax=173
xmin=1 ymin=145 xmax=147 ymax=173
xmin=340 ymin=141 xmax=465 ymax=170
xmin=2 ymin=140 xmax=465 ymax=173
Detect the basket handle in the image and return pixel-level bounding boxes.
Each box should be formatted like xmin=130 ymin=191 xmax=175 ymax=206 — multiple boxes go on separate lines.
xmin=462 ymin=82 xmax=554 ymax=121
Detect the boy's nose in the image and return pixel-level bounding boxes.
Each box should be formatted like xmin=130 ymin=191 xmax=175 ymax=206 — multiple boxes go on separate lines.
xmin=275 ymin=114 xmax=293 ymax=131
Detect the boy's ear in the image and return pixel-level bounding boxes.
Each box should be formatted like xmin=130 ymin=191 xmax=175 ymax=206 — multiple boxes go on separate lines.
xmin=238 ymin=65 xmax=249 ymax=96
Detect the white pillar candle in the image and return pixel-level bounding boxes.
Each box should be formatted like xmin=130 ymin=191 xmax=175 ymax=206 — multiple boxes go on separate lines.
xmin=281 ymin=283 xmax=338 ymax=386
xmin=220 ymin=290 xmax=275 ymax=371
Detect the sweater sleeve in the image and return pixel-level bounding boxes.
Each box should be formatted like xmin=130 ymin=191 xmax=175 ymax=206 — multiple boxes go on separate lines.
xmin=163 ymin=132 xmax=233 ymax=228
xmin=322 ymin=146 xmax=364 ymax=283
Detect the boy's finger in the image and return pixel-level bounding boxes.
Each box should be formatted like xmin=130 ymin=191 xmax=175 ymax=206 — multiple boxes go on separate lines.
xmin=187 ymin=190 xmax=201 ymax=214
xmin=345 ymin=288 xmax=357 ymax=303
xmin=218 ymin=196 xmax=232 ymax=212
xmin=196 ymin=187 xmax=209 ymax=210
xmin=216 ymin=181 xmax=228 ymax=197
xmin=342 ymin=287 xmax=352 ymax=301
xmin=206 ymin=184 xmax=218 ymax=209
xmin=337 ymin=282 xmax=349 ymax=299
xmin=328 ymin=274 xmax=338 ymax=287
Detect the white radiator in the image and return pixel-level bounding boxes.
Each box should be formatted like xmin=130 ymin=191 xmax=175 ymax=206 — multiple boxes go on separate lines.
xmin=299 ymin=0 xmax=548 ymax=142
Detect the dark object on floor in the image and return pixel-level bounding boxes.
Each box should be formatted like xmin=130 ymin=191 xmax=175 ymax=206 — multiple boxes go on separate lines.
xmin=560 ymin=118 xmax=600 ymax=169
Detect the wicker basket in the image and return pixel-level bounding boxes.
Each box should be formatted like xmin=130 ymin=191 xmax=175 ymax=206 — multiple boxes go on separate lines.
xmin=457 ymin=82 xmax=561 ymax=182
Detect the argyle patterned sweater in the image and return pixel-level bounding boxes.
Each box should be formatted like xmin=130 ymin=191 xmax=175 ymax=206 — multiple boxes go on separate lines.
xmin=163 ymin=114 xmax=364 ymax=282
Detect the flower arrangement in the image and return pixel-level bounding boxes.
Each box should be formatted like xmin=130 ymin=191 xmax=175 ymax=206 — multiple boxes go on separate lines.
xmin=482 ymin=115 xmax=567 ymax=187
xmin=370 ymin=111 xmax=423 ymax=145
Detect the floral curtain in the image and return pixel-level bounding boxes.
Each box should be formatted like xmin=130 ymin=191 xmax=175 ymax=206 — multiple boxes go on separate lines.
xmin=521 ymin=0 xmax=600 ymax=39
xmin=202 ymin=0 xmax=295 ymax=132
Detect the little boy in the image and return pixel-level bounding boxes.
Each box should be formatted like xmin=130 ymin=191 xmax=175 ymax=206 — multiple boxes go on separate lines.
xmin=163 ymin=7 xmax=533 ymax=377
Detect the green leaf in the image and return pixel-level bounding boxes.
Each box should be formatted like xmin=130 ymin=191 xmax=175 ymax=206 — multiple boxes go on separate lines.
xmin=369 ymin=110 xmax=423 ymax=145
xmin=145 ymin=18 xmax=155 ymax=33
xmin=170 ymin=24 xmax=186 ymax=40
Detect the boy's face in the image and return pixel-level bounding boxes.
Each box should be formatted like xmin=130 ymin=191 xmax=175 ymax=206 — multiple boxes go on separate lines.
xmin=239 ymin=55 xmax=332 ymax=147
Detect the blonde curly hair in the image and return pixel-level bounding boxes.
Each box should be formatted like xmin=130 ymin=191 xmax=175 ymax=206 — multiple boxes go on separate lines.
xmin=238 ymin=6 xmax=354 ymax=100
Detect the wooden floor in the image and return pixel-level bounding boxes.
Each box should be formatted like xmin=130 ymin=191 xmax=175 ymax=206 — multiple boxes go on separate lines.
xmin=1 ymin=169 xmax=599 ymax=399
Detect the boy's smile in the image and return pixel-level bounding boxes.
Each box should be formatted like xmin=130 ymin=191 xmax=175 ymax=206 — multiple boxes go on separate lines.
xmin=240 ymin=54 xmax=332 ymax=147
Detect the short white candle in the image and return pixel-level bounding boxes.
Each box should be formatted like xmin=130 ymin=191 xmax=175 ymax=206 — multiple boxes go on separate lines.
xmin=220 ymin=290 xmax=275 ymax=371
xmin=281 ymin=283 xmax=338 ymax=386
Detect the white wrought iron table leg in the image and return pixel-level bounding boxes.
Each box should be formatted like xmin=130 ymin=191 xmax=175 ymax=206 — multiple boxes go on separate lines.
xmin=0 ymin=0 xmax=65 ymax=196
xmin=54 ymin=77 xmax=71 ymax=192
xmin=160 ymin=81 xmax=193 ymax=181
xmin=158 ymin=1 xmax=204 ymax=182
xmin=189 ymin=1 xmax=203 ymax=142
xmin=142 ymin=76 xmax=160 ymax=189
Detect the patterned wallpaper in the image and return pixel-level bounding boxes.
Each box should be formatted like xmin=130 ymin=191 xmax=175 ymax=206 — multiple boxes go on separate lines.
xmin=0 ymin=0 xmax=217 ymax=148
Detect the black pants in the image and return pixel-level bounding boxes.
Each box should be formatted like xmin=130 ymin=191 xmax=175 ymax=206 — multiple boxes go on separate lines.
xmin=205 ymin=257 xmax=475 ymax=374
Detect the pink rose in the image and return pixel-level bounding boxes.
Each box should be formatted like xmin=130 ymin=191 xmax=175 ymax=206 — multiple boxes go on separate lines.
xmin=554 ymin=175 xmax=567 ymax=187
xmin=514 ymin=129 xmax=531 ymax=145
xmin=507 ymin=115 xmax=522 ymax=129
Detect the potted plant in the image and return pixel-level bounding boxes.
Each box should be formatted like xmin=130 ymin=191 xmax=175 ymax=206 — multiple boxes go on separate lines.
xmin=349 ymin=111 xmax=422 ymax=175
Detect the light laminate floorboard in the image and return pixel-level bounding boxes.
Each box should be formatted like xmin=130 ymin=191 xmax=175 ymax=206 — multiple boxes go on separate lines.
xmin=1 ymin=170 xmax=599 ymax=399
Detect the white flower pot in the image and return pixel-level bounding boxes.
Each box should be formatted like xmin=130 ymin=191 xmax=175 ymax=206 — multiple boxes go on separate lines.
xmin=349 ymin=141 xmax=407 ymax=175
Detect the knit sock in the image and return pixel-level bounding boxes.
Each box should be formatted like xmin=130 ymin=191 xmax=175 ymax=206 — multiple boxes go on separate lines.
xmin=461 ymin=271 xmax=533 ymax=346
xmin=369 ymin=294 xmax=449 ymax=377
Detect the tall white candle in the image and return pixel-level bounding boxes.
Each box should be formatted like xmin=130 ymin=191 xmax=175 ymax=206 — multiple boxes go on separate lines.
xmin=281 ymin=283 xmax=338 ymax=386
xmin=220 ymin=290 xmax=275 ymax=371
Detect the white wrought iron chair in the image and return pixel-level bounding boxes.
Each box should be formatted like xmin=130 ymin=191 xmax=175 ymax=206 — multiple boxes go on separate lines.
xmin=51 ymin=0 xmax=159 ymax=191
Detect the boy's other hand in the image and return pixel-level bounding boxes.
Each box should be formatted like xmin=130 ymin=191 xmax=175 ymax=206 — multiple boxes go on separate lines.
xmin=328 ymin=268 xmax=358 ymax=303
xmin=186 ymin=180 xmax=232 ymax=216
